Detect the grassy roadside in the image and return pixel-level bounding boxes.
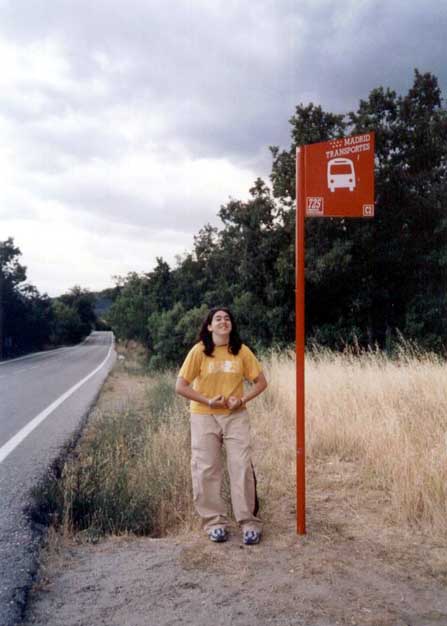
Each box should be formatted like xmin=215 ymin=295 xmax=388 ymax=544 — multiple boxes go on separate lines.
xmin=30 ymin=341 xmax=447 ymax=540
xmin=30 ymin=342 xmax=195 ymax=539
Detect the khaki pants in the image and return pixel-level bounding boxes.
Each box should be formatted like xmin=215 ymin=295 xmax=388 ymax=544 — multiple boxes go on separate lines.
xmin=190 ymin=411 xmax=262 ymax=533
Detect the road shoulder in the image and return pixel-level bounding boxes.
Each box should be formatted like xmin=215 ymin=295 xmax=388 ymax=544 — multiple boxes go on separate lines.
xmin=21 ymin=466 xmax=447 ymax=626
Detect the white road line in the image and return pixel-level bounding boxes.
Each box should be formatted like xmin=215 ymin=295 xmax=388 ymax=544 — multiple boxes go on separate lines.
xmin=0 ymin=341 xmax=114 ymax=465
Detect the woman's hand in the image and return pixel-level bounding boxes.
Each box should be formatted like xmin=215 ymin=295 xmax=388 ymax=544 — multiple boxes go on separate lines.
xmin=209 ymin=395 xmax=226 ymax=408
xmin=227 ymin=396 xmax=243 ymax=411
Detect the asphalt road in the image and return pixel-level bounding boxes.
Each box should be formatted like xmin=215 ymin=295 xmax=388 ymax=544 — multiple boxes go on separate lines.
xmin=0 ymin=331 xmax=116 ymax=626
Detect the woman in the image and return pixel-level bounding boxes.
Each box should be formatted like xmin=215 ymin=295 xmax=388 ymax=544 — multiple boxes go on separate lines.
xmin=175 ymin=307 xmax=268 ymax=545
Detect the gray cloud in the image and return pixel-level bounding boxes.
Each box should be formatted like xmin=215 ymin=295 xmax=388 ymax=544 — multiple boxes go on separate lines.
xmin=2 ymin=1 xmax=445 ymax=160
xmin=1 ymin=0 xmax=445 ymax=293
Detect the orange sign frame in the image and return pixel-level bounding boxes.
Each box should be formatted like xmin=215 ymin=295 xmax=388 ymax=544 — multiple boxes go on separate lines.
xmin=295 ymin=132 xmax=375 ymax=535
xmin=304 ymin=132 xmax=375 ymax=218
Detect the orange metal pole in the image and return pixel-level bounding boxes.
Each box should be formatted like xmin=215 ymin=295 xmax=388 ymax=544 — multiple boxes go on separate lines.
xmin=296 ymin=146 xmax=306 ymax=534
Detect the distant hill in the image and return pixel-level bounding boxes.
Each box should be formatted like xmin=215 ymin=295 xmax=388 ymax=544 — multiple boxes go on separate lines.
xmin=91 ymin=288 xmax=117 ymax=318
xmin=94 ymin=296 xmax=113 ymax=317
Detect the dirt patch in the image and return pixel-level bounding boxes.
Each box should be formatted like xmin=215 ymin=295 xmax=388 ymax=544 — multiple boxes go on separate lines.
xmin=21 ymin=460 xmax=447 ymax=626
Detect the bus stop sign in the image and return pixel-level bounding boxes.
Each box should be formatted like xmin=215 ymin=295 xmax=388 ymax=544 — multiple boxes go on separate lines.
xmin=303 ymin=132 xmax=375 ymax=218
xmin=294 ymin=131 xmax=375 ymax=534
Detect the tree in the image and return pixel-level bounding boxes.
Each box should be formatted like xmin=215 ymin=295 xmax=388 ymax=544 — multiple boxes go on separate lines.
xmin=50 ymin=300 xmax=84 ymax=345
xmin=108 ymin=70 xmax=447 ymax=361
xmin=347 ymin=69 xmax=447 ymax=348
xmin=108 ymin=273 xmax=152 ymax=344
xmin=59 ymin=286 xmax=97 ymax=336
xmin=269 ymin=69 xmax=447 ymax=350
xmin=0 ymin=238 xmax=27 ymax=357
xmin=0 ymin=238 xmax=61 ymax=356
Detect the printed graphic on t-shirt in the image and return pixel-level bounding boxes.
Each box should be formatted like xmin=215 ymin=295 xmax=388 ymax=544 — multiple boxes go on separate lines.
xmin=207 ymin=360 xmax=241 ymax=374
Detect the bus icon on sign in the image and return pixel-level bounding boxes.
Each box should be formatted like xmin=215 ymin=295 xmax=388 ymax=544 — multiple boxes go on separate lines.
xmin=327 ymin=158 xmax=356 ymax=192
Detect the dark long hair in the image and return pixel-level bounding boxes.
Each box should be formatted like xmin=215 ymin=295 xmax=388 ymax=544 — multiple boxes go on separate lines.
xmin=198 ymin=307 xmax=242 ymax=357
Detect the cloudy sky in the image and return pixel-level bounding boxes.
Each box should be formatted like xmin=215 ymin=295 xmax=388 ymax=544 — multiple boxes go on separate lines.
xmin=1 ymin=0 xmax=446 ymax=296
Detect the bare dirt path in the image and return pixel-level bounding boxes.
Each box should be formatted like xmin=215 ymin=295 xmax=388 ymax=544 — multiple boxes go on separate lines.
xmin=21 ymin=461 xmax=447 ymax=626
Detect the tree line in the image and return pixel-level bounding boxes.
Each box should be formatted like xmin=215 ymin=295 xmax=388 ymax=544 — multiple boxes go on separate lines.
xmin=109 ymin=70 xmax=447 ymax=366
xmin=0 ymin=238 xmax=101 ymax=359
xmin=3 ymin=70 xmax=446 ymax=363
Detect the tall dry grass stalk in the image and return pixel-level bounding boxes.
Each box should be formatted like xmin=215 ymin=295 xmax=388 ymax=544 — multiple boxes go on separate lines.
xmin=253 ymin=348 xmax=447 ymax=534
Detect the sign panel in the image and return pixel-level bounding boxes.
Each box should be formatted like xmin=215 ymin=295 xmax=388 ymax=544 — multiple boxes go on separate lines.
xmin=302 ymin=132 xmax=375 ymax=218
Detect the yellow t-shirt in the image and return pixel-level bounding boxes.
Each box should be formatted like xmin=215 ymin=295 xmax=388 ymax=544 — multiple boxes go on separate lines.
xmin=178 ymin=342 xmax=262 ymax=415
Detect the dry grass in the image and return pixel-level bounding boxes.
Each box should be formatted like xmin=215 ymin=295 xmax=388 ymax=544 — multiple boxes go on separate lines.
xmin=254 ymin=347 xmax=447 ymax=535
xmin=33 ymin=342 xmax=447 ymax=539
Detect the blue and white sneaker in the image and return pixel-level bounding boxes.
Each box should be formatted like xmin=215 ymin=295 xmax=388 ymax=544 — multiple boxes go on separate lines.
xmin=243 ymin=529 xmax=262 ymax=545
xmin=208 ymin=527 xmax=228 ymax=543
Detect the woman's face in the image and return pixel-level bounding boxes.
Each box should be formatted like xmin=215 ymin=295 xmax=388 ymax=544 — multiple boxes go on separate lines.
xmin=207 ymin=310 xmax=232 ymax=338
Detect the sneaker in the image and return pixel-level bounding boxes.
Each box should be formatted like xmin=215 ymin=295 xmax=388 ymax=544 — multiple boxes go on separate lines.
xmin=208 ymin=527 xmax=228 ymax=543
xmin=243 ymin=529 xmax=262 ymax=545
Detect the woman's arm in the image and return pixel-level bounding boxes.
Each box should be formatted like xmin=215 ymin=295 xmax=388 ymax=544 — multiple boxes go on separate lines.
xmin=242 ymin=372 xmax=268 ymax=404
xmin=175 ymin=376 xmax=226 ymax=409
xmin=227 ymin=372 xmax=268 ymax=410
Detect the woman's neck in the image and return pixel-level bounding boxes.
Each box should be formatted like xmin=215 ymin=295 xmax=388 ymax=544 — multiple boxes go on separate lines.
xmin=212 ymin=334 xmax=229 ymax=347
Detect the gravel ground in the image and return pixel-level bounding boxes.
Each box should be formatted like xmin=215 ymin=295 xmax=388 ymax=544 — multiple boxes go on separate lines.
xmin=20 ymin=461 xmax=447 ymax=626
